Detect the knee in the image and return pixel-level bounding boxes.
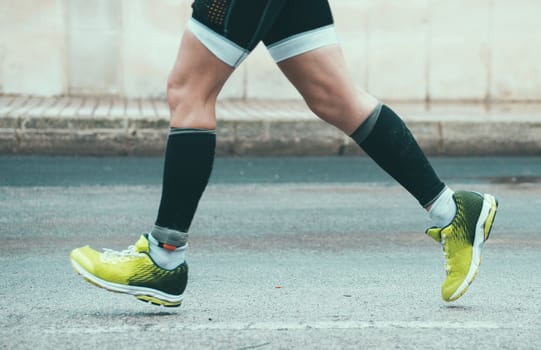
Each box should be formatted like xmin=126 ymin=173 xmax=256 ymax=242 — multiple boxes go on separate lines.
xmin=166 ymin=77 xmax=187 ymax=112
xmin=304 ymin=89 xmax=379 ymax=134
xmin=166 ymin=78 xmax=216 ymax=129
xmin=305 ymin=96 xmax=341 ymax=122
xmin=305 ymin=92 xmax=357 ymax=125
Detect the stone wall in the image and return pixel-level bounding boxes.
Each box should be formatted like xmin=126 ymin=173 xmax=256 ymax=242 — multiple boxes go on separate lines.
xmin=1 ymin=0 xmax=540 ymax=102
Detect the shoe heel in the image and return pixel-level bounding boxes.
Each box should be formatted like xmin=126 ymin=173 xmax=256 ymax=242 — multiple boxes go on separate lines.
xmin=483 ymin=195 xmax=498 ymax=241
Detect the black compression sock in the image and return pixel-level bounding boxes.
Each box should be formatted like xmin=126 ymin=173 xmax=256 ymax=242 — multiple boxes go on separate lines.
xmin=351 ymin=104 xmax=445 ymax=207
xmin=153 ymin=128 xmax=216 ymax=245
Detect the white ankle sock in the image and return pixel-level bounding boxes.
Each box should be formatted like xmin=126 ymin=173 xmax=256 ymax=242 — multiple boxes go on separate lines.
xmin=148 ymin=233 xmax=187 ymax=270
xmin=428 ymin=187 xmax=456 ymax=227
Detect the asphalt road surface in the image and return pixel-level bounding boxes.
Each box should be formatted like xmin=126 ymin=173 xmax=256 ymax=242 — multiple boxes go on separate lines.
xmin=1 ymin=156 xmax=540 ymax=349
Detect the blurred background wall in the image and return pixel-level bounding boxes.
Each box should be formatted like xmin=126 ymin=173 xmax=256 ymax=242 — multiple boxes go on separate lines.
xmin=0 ymin=0 xmax=540 ymax=102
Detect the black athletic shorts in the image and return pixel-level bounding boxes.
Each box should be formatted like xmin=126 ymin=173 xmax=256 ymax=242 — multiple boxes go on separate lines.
xmin=189 ymin=0 xmax=337 ymax=67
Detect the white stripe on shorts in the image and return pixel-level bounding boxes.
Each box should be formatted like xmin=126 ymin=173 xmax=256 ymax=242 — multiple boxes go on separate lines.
xmin=267 ymin=24 xmax=338 ymax=63
xmin=188 ymin=18 xmax=249 ymax=68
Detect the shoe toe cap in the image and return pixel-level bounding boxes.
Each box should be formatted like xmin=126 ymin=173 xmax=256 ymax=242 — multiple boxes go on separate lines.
xmin=442 ymin=282 xmax=461 ymax=301
xmin=441 ymin=270 xmax=470 ymax=301
xmin=70 ymin=246 xmax=100 ymax=274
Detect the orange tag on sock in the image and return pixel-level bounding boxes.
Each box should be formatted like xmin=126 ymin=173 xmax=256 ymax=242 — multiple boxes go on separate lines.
xmin=162 ymin=243 xmax=177 ymax=251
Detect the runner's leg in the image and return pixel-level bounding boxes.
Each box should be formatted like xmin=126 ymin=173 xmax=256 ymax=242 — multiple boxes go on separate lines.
xmin=265 ymin=0 xmax=498 ymax=303
xmin=70 ymin=0 xmax=293 ymax=307
xmin=152 ymin=0 xmax=288 ymax=257
xmin=265 ymin=0 xmax=446 ymax=208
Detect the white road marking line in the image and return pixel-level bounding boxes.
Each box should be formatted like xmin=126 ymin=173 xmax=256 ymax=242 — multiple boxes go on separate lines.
xmin=44 ymin=320 xmax=511 ymax=334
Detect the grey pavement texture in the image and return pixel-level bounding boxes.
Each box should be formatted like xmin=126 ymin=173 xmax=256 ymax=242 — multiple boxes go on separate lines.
xmin=1 ymin=95 xmax=541 ymax=156
xmin=1 ymin=156 xmax=541 ymax=349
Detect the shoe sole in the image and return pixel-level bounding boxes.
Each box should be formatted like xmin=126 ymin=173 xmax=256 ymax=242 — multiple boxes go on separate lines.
xmin=70 ymin=258 xmax=183 ymax=307
xmin=447 ymin=193 xmax=498 ymax=302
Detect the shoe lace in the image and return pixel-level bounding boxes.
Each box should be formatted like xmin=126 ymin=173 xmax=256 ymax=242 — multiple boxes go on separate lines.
xmin=101 ymin=245 xmax=144 ymax=263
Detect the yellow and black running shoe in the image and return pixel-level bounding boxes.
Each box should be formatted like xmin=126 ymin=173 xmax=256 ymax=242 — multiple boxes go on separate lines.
xmin=426 ymin=191 xmax=498 ymax=302
xmin=70 ymin=235 xmax=187 ymax=307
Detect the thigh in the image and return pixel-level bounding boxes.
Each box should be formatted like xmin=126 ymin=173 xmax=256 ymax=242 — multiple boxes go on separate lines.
xmin=167 ymin=30 xmax=235 ymax=129
xmin=277 ymin=45 xmax=378 ymax=134
xmin=190 ymin=0 xmax=287 ymax=67
xmin=263 ymin=0 xmax=337 ymax=62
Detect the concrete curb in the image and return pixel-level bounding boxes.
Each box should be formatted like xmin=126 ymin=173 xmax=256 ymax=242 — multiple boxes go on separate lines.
xmin=1 ymin=96 xmax=541 ymax=156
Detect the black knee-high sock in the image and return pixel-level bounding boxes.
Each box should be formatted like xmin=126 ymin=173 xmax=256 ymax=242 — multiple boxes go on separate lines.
xmin=152 ymin=128 xmax=216 ymax=246
xmin=351 ymin=104 xmax=445 ymax=207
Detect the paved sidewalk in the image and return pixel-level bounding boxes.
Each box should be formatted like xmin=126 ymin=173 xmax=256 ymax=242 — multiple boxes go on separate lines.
xmin=1 ymin=95 xmax=540 ymax=156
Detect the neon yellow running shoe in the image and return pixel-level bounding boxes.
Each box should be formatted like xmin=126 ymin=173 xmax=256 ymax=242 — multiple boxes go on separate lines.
xmin=426 ymin=191 xmax=498 ymax=302
xmin=70 ymin=235 xmax=187 ymax=307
